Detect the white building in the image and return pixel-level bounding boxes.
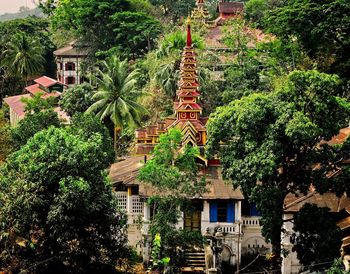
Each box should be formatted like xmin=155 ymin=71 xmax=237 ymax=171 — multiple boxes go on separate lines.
xmin=54 ymin=42 xmax=88 ymax=86
xmin=109 ymin=156 xmax=271 ymax=272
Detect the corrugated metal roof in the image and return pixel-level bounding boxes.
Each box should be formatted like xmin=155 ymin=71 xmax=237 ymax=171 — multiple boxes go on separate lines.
xmin=54 ymin=44 xmax=88 ymax=57
xmin=284 ymin=192 xmax=350 ymax=213
xmin=218 ymin=2 xmax=244 ymax=13
xmin=109 ymin=157 xmax=244 ymax=200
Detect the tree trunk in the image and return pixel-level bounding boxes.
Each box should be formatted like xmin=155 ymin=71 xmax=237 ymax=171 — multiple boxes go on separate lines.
xmin=114 ymin=127 xmax=121 ymax=157
xmin=269 ymin=195 xmax=285 ymax=273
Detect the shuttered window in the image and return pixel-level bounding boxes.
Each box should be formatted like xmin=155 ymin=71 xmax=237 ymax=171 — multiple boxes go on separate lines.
xmin=209 ymin=201 xmax=235 ymax=223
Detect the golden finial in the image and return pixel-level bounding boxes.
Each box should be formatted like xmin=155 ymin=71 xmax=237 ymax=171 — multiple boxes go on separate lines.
xmin=186 ymin=16 xmax=191 ymax=26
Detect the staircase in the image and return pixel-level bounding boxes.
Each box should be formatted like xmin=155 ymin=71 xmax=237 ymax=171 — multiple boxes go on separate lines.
xmin=181 ymin=247 xmax=206 ymax=273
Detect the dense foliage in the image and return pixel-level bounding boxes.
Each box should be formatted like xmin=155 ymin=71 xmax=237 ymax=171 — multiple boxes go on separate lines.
xmin=206 ymin=70 xmax=350 ymax=267
xmin=11 ymin=109 xmax=61 ymax=148
xmin=291 ymin=203 xmax=342 ymax=270
xmin=51 ymin=0 xmax=161 ymax=59
xmin=87 ymin=56 xmax=147 ymax=130
xmin=0 ymin=17 xmax=55 ymax=101
xmin=0 ymin=110 xmax=13 ymax=164
xmin=60 ymin=83 xmax=96 ymax=117
xmin=0 ymin=122 xmax=123 ymax=273
xmin=138 ymin=129 xmax=206 ymax=271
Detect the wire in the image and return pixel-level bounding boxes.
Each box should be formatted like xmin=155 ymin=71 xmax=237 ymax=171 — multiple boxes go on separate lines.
xmin=240 ymin=260 xmax=334 ymax=274
xmin=236 ymin=254 xmax=261 ymax=274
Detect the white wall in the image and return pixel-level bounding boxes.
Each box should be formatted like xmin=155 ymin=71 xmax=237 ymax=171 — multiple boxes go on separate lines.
xmin=282 ymin=213 xmax=302 ymax=274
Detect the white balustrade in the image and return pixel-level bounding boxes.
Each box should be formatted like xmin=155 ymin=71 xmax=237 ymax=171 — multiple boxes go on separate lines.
xmin=242 ymin=217 xmax=261 ymax=227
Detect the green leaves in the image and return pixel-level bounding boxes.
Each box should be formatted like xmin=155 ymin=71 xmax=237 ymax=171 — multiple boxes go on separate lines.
xmin=11 ymin=109 xmax=61 ymax=149
xmin=138 ymin=129 xmax=206 ymax=269
xmin=1 ymin=31 xmax=45 ymax=81
xmin=206 ymin=70 xmax=350 ymax=265
xmin=0 ymin=125 xmax=126 ymax=273
xmin=60 ymin=83 xmax=96 ymax=117
xmin=264 ymin=0 xmax=350 ymax=78
xmin=291 ymin=203 xmax=342 ymax=269
xmin=87 ymin=56 xmax=147 ymax=129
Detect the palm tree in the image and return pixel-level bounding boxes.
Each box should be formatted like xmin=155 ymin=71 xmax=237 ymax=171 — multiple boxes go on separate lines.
xmin=87 ymin=56 xmax=147 ymax=151
xmin=1 ymin=32 xmax=45 ymax=86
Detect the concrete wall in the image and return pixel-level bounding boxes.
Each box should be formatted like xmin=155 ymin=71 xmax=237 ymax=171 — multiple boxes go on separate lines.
xmin=282 ymin=213 xmax=302 ymax=274
xmin=56 ymin=56 xmax=84 ymax=86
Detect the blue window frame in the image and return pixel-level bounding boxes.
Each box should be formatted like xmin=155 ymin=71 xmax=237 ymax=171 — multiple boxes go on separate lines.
xmin=209 ymin=201 xmax=235 ymax=223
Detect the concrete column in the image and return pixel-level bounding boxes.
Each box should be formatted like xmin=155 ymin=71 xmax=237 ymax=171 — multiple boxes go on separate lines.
xmin=202 ymin=201 xmax=210 ymax=234
xmin=127 ymin=187 xmax=132 ymax=215
xmin=236 ymin=200 xmax=242 ymax=222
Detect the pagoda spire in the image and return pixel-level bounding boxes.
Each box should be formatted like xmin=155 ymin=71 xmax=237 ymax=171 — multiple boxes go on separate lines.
xmin=186 ymin=16 xmax=192 ymax=48
xmin=174 ymin=19 xmax=202 ymax=122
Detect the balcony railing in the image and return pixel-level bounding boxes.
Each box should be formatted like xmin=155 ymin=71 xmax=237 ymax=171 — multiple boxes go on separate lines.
xmin=242 ymin=216 xmax=261 ymax=227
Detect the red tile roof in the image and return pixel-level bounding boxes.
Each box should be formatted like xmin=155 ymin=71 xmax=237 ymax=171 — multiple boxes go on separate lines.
xmin=3 ymin=94 xmax=31 ymax=118
xmin=327 ymin=127 xmax=350 ymax=146
xmin=41 ymin=92 xmax=62 ymax=99
xmin=25 ymin=84 xmax=45 ymax=95
xmin=34 ymin=76 xmax=59 ymax=88
xmin=177 ymin=91 xmax=200 ymax=97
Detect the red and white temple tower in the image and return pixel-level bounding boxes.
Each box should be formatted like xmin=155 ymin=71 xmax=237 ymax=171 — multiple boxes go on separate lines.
xmin=135 ymin=18 xmax=208 ymax=156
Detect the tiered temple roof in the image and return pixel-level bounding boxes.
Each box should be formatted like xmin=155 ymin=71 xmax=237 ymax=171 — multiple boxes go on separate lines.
xmin=135 ymin=19 xmax=208 ymax=156
xmin=191 ymin=0 xmax=209 ymax=23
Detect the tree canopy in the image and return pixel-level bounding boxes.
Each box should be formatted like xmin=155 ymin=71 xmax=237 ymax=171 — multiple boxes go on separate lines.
xmin=0 ymin=123 xmax=123 ymax=273
xmin=291 ymin=203 xmax=342 ymax=270
xmin=51 ymin=0 xmax=161 ymax=59
xmin=138 ymin=129 xmax=206 ymax=271
xmin=60 ymin=83 xmax=96 ymax=117
xmin=206 ymin=70 xmax=350 ymax=268
xmin=264 ymin=0 xmax=350 ymax=78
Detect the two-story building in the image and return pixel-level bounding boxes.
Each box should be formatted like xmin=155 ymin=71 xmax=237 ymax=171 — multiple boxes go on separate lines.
xmin=54 ymin=42 xmax=88 ymax=86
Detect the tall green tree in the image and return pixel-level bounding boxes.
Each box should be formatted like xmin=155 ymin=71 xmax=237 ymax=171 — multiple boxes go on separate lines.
xmin=264 ymin=0 xmax=350 ymax=78
xmin=138 ymin=129 xmax=206 ymax=271
xmin=11 ymin=110 xmax=61 ymax=149
xmin=0 ymin=17 xmax=56 ymax=101
xmin=0 ymin=110 xmax=13 ymax=164
xmin=1 ymin=32 xmax=45 ymax=85
xmin=87 ymin=56 xmax=147 ymax=150
xmin=0 ymin=125 xmax=124 ymax=273
xmin=51 ymin=0 xmax=161 ymax=59
xmin=109 ymin=11 xmax=162 ymax=58
xmin=149 ymin=0 xmax=195 ymax=21
xmin=206 ymin=70 xmax=350 ymax=270
xmin=60 ymin=83 xmax=96 ymax=117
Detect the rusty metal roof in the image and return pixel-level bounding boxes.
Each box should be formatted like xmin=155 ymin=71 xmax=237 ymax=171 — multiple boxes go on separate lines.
xmin=284 ymin=192 xmax=350 ymax=213
xmin=337 ymin=216 xmax=350 ymax=230
xmin=109 ymin=156 xmax=144 ymax=185
xmin=217 ymin=2 xmax=244 ymax=13
xmin=108 ymin=157 xmax=244 ymax=200
xmin=54 ymin=43 xmax=88 ymax=57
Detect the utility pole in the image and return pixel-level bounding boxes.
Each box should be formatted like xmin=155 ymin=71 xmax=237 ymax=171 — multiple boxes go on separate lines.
xmin=237 ymin=222 xmax=241 ymax=274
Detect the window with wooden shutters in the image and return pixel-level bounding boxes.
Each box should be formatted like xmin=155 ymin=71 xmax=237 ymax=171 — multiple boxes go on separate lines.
xmin=210 ymin=201 xmax=235 ymax=223
xmin=66 ymin=77 xmax=75 ymax=85
xmin=65 ymin=62 xmax=75 ymax=71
